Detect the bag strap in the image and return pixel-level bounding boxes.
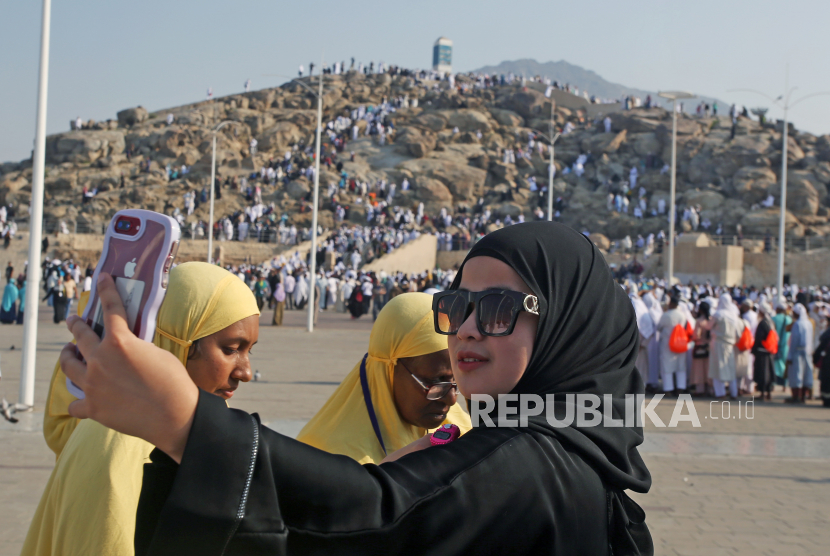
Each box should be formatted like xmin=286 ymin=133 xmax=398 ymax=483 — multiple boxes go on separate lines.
xmin=359 ymin=353 xmax=387 ymax=456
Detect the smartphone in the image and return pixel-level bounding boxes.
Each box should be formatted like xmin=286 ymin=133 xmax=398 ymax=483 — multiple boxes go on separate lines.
xmin=67 ymin=209 xmax=180 ymax=399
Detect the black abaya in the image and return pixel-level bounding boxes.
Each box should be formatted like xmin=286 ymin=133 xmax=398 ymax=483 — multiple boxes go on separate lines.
xmin=752 ymin=318 xmax=775 ymax=394
xmin=135 ymin=222 xmax=653 ymax=555
xmin=815 ymin=328 xmax=830 ymax=407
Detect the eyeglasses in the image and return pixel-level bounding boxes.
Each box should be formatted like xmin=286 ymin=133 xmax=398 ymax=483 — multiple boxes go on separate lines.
xmin=432 ymin=289 xmax=540 ymax=337
xmin=399 ymin=359 xmax=458 ymax=401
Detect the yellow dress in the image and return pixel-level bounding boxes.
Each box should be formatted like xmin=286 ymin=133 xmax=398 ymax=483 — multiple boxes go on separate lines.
xmin=297 ymin=293 xmax=472 ymax=464
xmin=21 ymin=263 xmax=260 ymax=556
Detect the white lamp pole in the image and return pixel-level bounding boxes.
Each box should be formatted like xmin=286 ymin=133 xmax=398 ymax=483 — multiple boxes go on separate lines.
xmin=19 ymin=0 xmax=52 ymax=409
xmin=546 ymin=103 xmax=561 ymax=221
xmin=657 ymin=91 xmax=695 ymax=286
xmin=777 ymin=100 xmax=789 ymax=299
xmin=208 ymin=120 xmax=240 ymax=263
xmin=728 ymin=76 xmax=830 ymax=300
xmin=262 ymin=67 xmax=328 ymax=331
xmin=307 ymin=58 xmax=324 ymax=332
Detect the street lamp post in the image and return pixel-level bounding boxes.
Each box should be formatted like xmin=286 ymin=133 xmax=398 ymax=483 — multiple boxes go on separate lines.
xmin=307 ymin=65 xmax=323 ymax=333
xmin=729 ymin=76 xmax=830 ymax=300
xmin=657 ymin=91 xmax=696 ymax=286
xmin=264 ymin=61 xmax=326 ymax=332
xmin=533 ymin=129 xmax=561 ymax=222
xmin=545 ymin=102 xmax=561 ymax=222
xmin=208 ymin=120 xmax=242 ymax=263
xmin=19 ymin=0 xmax=53 ymax=410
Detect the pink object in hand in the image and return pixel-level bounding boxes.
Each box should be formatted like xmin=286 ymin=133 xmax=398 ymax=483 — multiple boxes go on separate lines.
xmin=430 ymin=423 xmax=460 ymax=446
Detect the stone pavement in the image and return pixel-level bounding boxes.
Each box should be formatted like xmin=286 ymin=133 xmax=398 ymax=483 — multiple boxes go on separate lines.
xmin=1 ymin=302 xmax=829 ymax=555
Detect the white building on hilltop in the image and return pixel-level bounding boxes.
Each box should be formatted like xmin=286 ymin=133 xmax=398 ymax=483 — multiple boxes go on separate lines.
xmin=432 ymin=37 xmax=452 ymax=74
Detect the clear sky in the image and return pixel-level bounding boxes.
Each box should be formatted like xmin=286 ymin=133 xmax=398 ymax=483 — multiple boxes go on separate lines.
xmin=3 ymin=0 xmax=829 ymax=163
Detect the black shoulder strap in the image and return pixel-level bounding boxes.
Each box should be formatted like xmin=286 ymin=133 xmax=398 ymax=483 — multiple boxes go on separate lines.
xmin=359 ymin=353 xmax=387 ymax=456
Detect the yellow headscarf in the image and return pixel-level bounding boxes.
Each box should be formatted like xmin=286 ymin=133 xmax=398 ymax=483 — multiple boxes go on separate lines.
xmin=297 ymin=292 xmax=472 ymax=464
xmin=154 ymin=262 xmax=261 ymax=363
xmin=23 ymin=262 xmax=260 ymax=556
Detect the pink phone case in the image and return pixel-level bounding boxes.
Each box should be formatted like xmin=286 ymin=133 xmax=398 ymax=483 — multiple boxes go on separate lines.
xmin=67 ymin=209 xmax=180 ymax=399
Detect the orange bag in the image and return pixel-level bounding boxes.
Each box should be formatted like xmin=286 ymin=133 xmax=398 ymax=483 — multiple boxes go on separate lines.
xmin=736 ymin=325 xmax=753 ymax=352
xmin=668 ymin=324 xmax=690 ymax=353
xmin=762 ymin=327 xmax=779 ymax=354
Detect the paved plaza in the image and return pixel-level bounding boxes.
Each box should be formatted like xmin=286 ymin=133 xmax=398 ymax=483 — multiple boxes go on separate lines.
xmin=1 ymin=303 xmax=829 ymax=555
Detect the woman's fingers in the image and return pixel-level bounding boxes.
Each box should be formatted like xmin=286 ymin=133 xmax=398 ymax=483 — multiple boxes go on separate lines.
xmin=59 ymin=342 xmax=87 ymax=390
xmin=96 ymin=273 xmax=131 ymax=335
xmin=66 ymin=315 xmax=100 ymax=360
xmin=68 ymin=399 xmax=89 ymax=419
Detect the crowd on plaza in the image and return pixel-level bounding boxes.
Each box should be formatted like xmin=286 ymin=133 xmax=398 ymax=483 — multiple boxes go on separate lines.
xmin=625 ymin=279 xmax=830 ymax=405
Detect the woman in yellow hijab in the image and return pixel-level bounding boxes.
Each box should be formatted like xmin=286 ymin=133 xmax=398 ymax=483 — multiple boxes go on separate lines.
xmin=297 ymin=292 xmax=471 ymax=464
xmin=22 ymin=262 xmax=260 ymax=556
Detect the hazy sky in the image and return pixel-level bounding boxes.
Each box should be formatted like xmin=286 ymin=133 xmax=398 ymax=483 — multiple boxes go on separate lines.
xmin=3 ymin=0 xmax=829 ymax=163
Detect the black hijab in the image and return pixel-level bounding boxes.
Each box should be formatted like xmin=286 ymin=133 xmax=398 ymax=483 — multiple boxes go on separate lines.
xmin=451 ymin=221 xmax=652 ymax=552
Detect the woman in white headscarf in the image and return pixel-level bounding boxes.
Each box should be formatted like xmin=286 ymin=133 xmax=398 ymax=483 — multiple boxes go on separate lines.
xmin=787 ymin=303 xmax=814 ymax=403
xmin=642 ymin=290 xmax=663 ymax=391
xmin=710 ymin=293 xmax=744 ymax=399
xmin=630 ymin=292 xmax=654 ymax=385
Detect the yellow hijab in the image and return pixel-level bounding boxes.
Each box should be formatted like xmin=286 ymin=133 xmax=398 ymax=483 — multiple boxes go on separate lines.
xmin=297 ymin=292 xmax=472 ymax=464
xmin=23 ymin=262 xmax=259 ymax=556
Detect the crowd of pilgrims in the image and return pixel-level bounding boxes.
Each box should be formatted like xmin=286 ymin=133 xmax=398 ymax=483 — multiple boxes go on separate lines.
xmin=161 ymin=61 xmax=680 ymax=251
xmin=625 ymin=280 xmax=830 ymax=406
xmin=220 ymin=245 xmax=458 ymax=325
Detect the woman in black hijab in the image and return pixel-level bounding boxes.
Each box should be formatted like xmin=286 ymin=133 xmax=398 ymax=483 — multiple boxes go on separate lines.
xmin=60 ymin=222 xmax=653 ymax=555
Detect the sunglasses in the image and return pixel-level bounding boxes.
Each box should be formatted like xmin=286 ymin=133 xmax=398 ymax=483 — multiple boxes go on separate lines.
xmin=399 ymin=359 xmax=458 ymax=401
xmin=432 ymin=289 xmax=540 ymax=337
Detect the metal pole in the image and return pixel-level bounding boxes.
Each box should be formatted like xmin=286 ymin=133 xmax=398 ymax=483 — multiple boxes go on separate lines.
xmin=547 ymin=102 xmax=554 ymax=221
xmin=667 ymin=99 xmax=678 ymax=285
xmin=208 ymin=133 xmax=217 ymax=262
xmin=307 ymin=64 xmax=323 ymax=332
xmin=777 ymin=97 xmax=789 ymax=301
xmin=19 ymin=0 xmax=52 ymax=409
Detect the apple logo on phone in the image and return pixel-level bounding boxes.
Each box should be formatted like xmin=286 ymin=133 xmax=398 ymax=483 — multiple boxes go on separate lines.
xmin=124 ymin=258 xmax=137 ymax=278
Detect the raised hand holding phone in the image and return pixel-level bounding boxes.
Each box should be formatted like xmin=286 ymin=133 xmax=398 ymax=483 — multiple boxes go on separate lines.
xmin=67 ymin=209 xmax=180 ymax=399
xmin=60 ymin=273 xmax=197 ymax=463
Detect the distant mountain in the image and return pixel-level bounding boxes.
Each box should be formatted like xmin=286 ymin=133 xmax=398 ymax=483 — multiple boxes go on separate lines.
xmin=469 ymin=59 xmax=723 ymax=109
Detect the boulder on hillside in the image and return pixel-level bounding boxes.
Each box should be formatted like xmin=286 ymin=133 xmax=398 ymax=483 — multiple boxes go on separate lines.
xmin=789 ymin=169 xmax=827 ymax=199
xmin=488 ymin=108 xmax=524 ymax=128
xmin=116 ymin=106 xmax=148 ymax=128
xmin=414 ymin=177 xmax=452 ymax=203
xmin=495 ymin=202 xmax=523 ymax=218
xmin=681 ymin=189 xmax=725 ymax=211
xmin=731 ymin=166 xmax=777 ymax=204
xmin=741 ymin=209 xmax=803 ymax=236
xmin=443 ymin=109 xmax=492 ymax=133
xmin=396 ymin=127 xmax=436 ymax=158
xmin=285 ymin=179 xmax=311 ymax=200
xmin=608 ymin=110 xmax=664 ymax=134
xmin=258 ymin=121 xmax=302 ymax=152
xmin=787 ymin=171 xmax=822 ymax=215
xmin=813 ymin=161 xmax=830 ymax=186
xmin=630 ymin=132 xmax=661 ymax=156
xmin=581 ymin=130 xmax=627 ymax=154
xmin=771 ymin=135 xmax=805 ymax=166
xmin=588 ymin=233 xmax=611 ymax=251
xmin=45 ymin=130 xmax=126 ymax=164
xmin=497 ymin=89 xmax=547 ymax=120
xmin=412 ymin=112 xmax=447 ymax=132
xmin=816 ymin=135 xmax=830 ymax=162
xmin=399 ymin=158 xmax=486 ymax=201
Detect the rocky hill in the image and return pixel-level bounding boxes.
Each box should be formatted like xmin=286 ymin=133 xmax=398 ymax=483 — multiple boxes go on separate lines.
xmin=0 ymin=69 xmax=828 ymax=243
